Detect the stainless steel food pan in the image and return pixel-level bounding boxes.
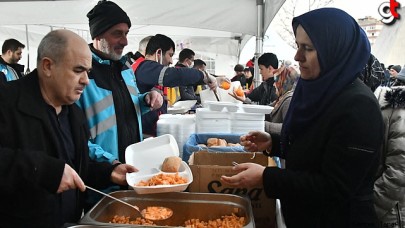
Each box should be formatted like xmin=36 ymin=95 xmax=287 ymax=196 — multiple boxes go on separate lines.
xmin=80 ymin=191 xmax=254 ymax=227
xmin=67 ymin=226 xmax=112 ymax=228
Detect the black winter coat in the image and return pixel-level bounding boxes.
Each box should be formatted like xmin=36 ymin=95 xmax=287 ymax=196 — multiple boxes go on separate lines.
xmin=265 ymin=79 xmax=384 ymax=227
xmin=0 ymin=71 xmax=115 ymax=228
xmin=246 ymin=77 xmax=277 ymax=105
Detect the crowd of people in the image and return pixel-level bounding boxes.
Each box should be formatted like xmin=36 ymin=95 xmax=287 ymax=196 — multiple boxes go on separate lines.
xmin=0 ymin=1 xmax=404 ymax=228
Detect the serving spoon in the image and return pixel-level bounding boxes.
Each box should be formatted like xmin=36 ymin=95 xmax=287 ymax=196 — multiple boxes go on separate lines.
xmin=85 ymin=185 xmax=173 ymax=221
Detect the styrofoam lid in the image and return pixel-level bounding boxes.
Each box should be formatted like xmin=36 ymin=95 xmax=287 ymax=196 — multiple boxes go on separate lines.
xmin=171 ymin=100 xmax=197 ymax=109
xmin=196 ymin=108 xmax=230 ymax=119
xmin=205 ymin=101 xmax=240 ymax=112
xmin=125 ymin=134 xmax=179 ymax=175
xmin=159 ymin=114 xmax=196 ymax=120
xmin=241 ymin=104 xmax=274 ymax=114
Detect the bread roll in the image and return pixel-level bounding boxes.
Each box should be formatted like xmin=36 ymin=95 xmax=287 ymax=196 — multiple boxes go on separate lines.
xmin=217 ymin=139 xmax=227 ymax=147
xmin=207 ymin=138 xmax=228 ymax=147
xmin=161 ymin=156 xmax=181 ymax=172
xmin=207 ymin=138 xmax=218 ymax=147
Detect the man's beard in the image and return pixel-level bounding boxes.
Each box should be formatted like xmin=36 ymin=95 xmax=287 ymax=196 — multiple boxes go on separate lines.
xmin=11 ymin=56 xmax=20 ymax=64
xmin=100 ymin=38 xmax=122 ymax=61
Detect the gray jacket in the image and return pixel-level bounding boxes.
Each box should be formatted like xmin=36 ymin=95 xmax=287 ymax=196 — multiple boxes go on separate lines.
xmin=265 ymin=90 xmax=293 ymax=134
xmin=374 ymin=86 xmax=405 ymax=228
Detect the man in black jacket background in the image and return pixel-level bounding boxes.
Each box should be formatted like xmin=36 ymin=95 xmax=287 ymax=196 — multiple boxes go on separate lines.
xmin=0 ymin=38 xmax=25 ymax=83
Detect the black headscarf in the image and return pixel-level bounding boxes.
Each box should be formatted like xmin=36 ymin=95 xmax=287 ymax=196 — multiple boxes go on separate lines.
xmin=281 ymin=8 xmax=371 ymax=153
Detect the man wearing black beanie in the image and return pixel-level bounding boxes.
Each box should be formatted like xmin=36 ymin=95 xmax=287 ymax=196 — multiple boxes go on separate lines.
xmin=76 ymin=0 xmax=163 ymax=210
xmin=87 ymin=0 xmax=131 ymax=40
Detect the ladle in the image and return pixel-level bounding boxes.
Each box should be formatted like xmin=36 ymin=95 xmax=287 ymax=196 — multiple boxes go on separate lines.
xmin=85 ymin=185 xmax=173 ymax=221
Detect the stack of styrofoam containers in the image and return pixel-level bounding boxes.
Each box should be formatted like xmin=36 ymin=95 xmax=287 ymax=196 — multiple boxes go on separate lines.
xmin=195 ymin=101 xmax=273 ymax=135
xmin=230 ymin=112 xmax=265 ymax=134
xmin=231 ymin=104 xmax=273 ymax=134
xmin=156 ymin=114 xmax=196 ymax=158
xmin=195 ymin=107 xmax=231 ymax=133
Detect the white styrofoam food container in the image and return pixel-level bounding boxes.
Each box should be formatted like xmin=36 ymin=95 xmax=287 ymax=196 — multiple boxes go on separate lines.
xmin=205 ymin=101 xmax=240 ymax=112
xmin=125 ymin=134 xmax=193 ymax=194
xmin=241 ymin=104 xmax=274 ymax=114
xmin=167 ymin=100 xmax=197 ymax=114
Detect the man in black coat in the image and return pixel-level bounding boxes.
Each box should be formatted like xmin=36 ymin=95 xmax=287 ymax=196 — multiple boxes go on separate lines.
xmin=0 ymin=29 xmax=136 ymax=227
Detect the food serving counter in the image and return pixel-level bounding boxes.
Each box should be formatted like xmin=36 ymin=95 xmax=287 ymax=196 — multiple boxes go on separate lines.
xmin=79 ymin=191 xmax=255 ymax=227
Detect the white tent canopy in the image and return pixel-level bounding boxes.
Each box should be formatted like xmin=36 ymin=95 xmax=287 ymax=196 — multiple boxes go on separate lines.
xmin=0 ymin=0 xmax=285 ymax=75
xmin=372 ymin=7 xmax=405 ymax=66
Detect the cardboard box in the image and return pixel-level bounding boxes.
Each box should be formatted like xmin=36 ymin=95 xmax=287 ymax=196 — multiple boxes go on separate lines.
xmin=188 ymin=151 xmax=276 ymax=228
xmin=183 ymin=133 xmax=246 ymax=162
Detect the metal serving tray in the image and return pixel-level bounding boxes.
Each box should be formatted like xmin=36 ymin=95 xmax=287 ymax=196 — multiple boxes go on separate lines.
xmin=67 ymin=226 xmax=112 ymax=228
xmin=80 ymin=191 xmax=255 ymax=227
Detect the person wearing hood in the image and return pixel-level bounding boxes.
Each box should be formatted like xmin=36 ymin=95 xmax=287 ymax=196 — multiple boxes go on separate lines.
xmin=373 ymin=68 xmax=405 ymax=228
xmin=264 ymin=64 xmax=298 ymax=135
xmin=221 ymin=8 xmax=383 ymax=227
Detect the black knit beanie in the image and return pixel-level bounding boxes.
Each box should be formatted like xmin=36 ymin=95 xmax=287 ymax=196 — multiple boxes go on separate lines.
xmin=87 ymin=0 xmax=131 ymax=39
xmin=392 ymin=65 xmax=402 ymax=74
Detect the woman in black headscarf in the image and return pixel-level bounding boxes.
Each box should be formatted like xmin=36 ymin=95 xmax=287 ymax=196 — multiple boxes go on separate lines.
xmin=221 ymin=8 xmax=384 ymax=227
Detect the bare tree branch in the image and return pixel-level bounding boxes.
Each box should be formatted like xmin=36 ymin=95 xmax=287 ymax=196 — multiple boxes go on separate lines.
xmin=272 ymin=0 xmax=334 ymax=50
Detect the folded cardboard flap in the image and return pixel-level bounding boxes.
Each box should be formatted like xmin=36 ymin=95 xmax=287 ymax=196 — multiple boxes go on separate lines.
xmin=188 ymin=151 xmax=276 ymax=228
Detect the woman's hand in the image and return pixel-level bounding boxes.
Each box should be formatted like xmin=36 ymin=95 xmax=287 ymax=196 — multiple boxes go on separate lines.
xmin=221 ymin=163 xmax=265 ymax=188
xmin=240 ymin=131 xmax=272 ymax=152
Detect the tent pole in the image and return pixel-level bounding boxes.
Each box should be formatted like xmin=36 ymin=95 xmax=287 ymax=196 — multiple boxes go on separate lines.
xmin=24 ymin=24 xmax=30 ymax=75
xmin=254 ymin=0 xmax=264 ymax=89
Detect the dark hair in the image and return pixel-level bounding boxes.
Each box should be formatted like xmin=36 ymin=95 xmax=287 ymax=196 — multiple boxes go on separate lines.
xmin=234 ymin=64 xmax=244 ymax=72
xmin=2 ymin=39 xmax=25 ymax=54
xmin=179 ymin=48 xmax=195 ymax=62
xmin=194 ymin=59 xmax=206 ymax=67
xmin=258 ymin=53 xmax=278 ymax=69
xmin=145 ymin=34 xmax=175 ymax=56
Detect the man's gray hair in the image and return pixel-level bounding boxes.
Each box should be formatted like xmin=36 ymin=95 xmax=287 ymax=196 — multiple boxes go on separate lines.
xmin=138 ymin=35 xmax=153 ymax=54
xmin=37 ymin=30 xmax=68 ymax=66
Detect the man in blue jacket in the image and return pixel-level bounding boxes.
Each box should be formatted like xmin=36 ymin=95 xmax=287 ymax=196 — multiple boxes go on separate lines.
xmin=76 ymin=0 xmax=163 ymax=208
